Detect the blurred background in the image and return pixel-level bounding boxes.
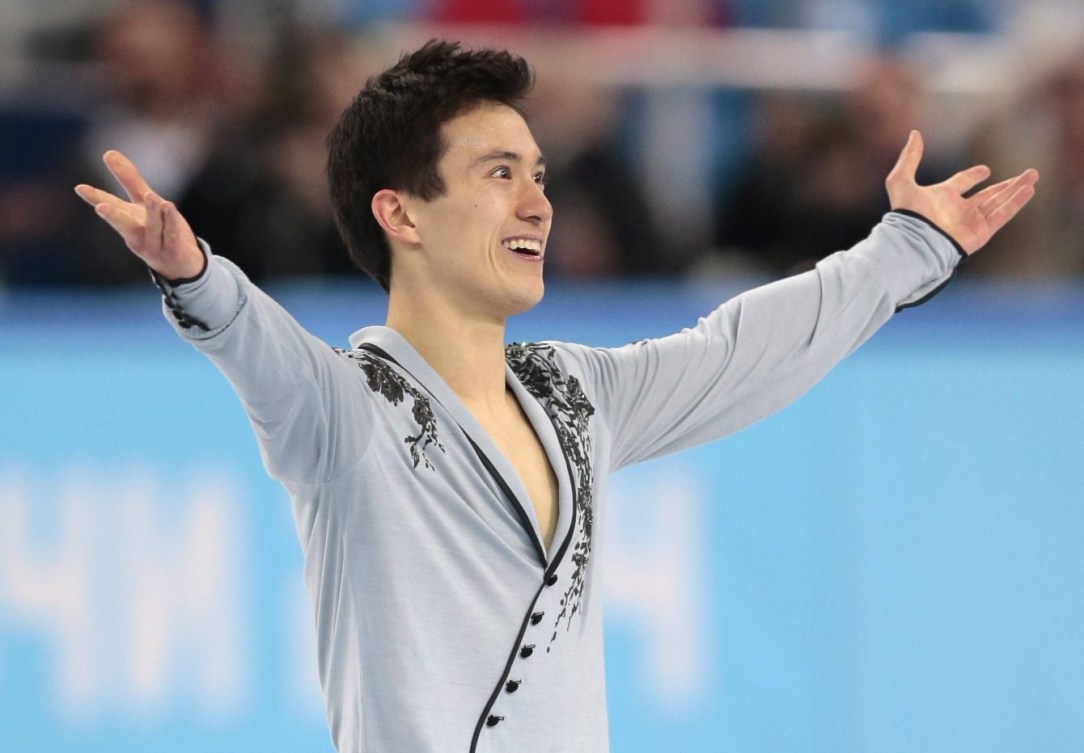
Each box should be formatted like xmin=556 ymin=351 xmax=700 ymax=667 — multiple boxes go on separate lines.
xmin=1 ymin=1 xmax=1083 ymax=751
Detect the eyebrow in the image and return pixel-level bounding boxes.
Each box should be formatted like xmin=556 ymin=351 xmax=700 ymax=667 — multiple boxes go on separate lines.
xmin=473 ymin=150 xmax=546 ymax=168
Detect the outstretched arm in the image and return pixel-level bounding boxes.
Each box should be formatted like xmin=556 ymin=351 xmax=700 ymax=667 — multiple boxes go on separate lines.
xmin=74 ymin=151 xmax=370 ymax=485
xmin=75 ymin=150 xmax=205 ymax=282
xmin=567 ymin=133 xmax=1039 ymax=471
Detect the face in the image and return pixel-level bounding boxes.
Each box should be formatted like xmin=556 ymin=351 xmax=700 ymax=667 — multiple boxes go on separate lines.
xmin=401 ymin=102 xmax=552 ymax=319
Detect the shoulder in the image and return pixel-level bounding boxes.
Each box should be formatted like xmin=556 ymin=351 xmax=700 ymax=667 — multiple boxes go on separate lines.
xmin=332 ymin=346 xmax=407 ymax=403
xmin=506 ymin=341 xmax=597 ymax=420
xmin=505 ymin=340 xmax=588 ymax=388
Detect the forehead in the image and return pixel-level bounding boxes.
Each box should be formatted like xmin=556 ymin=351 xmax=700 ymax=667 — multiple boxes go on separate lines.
xmin=440 ymin=102 xmax=541 ymax=164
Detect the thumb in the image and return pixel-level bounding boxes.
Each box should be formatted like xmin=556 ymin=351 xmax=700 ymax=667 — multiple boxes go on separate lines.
xmin=885 ymin=130 xmax=924 ymax=199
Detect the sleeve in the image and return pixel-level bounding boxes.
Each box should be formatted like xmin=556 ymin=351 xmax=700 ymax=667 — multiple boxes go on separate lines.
xmin=154 ymin=240 xmax=371 ymax=485
xmin=559 ymin=211 xmax=965 ymax=473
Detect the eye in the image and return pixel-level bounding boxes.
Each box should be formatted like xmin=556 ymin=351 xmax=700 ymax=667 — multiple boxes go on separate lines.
xmin=491 ymin=166 xmax=512 ymax=179
xmin=533 ymin=171 xmax=547 ymax=190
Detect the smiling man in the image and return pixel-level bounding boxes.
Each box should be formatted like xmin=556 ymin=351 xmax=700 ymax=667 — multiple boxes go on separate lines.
xmin=75 ymin=40 xmax=1037 ymax=753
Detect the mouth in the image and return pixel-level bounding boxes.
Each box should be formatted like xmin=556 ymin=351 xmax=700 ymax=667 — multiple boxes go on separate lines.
xmin=502 ymin=237 xmax=544 ymax=260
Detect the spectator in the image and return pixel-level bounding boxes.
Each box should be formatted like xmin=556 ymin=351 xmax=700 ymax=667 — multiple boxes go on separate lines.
xmin=177 ymin=26 xmax=375 ymax=282
xmin=706 ymin=91 xmax=822 ymax=276
xmin=0 ymin=110 xmax=87 ymax=286
xmin=0 ymin=0 xmax=253 ymax=288
xmin=965 ymin=52 xmax=1084 ymax=280
xmin=77 ymin=0 xmax=244 ymax=285
xmin=710 ymin=55 xmax=958 ymax=277
xmin=526 ymin=73 xmax=666 ymax=277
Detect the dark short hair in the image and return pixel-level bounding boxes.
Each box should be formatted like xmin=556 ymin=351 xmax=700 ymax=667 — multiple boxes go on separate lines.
xmin=326 ymin=39 xmax=535 ymax=291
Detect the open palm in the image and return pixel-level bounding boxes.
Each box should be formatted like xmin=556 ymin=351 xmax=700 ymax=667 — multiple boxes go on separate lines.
xmin=885 ymin=131 xmax=1039 ymax=255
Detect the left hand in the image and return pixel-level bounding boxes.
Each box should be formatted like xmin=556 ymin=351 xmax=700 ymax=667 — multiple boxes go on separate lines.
xmin=885 ymin=130 xmax=1039 ymax=255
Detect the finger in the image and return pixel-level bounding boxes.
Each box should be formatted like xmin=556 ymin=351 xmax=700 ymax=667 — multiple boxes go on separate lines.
xmin=886 ymin=130 xmax=924 ymax=188
xmin=979 ymin=169 xmax=1040 ymax=216
xmin=941 ymin=164 xmax=991 ymax=195
xmin=162 ymin=199 xmax=190 ymax=248
xmin=102 ymin=150 xmax=153 ymax=204
xmin=143 ymin=191 xmax=165 ymax=254
xmin=74 ymin=184 xmax=105 ymax=206
xmin=74 ymin=184 xmax=133 ymax=212
xmin=984 ymin=182 xmax=1038 ymax=235
xmin=969 ymin=175 xmax=1019 ymax=207
xmin=94 ymin=202 xmax=147 ymax=252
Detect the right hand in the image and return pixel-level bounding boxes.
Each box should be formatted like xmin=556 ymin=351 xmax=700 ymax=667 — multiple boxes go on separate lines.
xmin=75 ymin=150 xmax=205 ymax=281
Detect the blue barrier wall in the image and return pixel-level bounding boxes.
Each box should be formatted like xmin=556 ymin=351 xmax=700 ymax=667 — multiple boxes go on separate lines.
xmin=2 ymin=279 xmax=1082 ymax=753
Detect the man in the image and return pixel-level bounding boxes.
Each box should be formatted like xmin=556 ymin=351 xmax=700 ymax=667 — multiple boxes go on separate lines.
xmin=75 ymin=40 xmax=1037 ymax=753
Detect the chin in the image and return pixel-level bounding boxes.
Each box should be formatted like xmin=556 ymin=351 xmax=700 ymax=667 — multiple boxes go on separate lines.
xmin=503 ymin=279 xmax=545 ymax=317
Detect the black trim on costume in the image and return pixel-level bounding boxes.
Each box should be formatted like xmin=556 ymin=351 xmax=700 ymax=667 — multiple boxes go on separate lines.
xmin=469 ymin=544 xmax=573 ymax=749
xmin=147 ymin=267 xmax=210 ymax=331
xmin=468 ymin=577 xmax=552 ymax=752
xmin=894 ymin=276 xmax=955 ymax=312
xmin=468 ymin=425 xmax=581 ymax=748
xmin=354 ymin=342 xmax=549 ymax=566
xmin=161 ymin=253 xmax=209 ymax=286
xmin=892 ymin=209 xmax=967 ymax=259
xmin=465 ymin=433 xmax=547 ymax=565
xmin=355 ymin=341 xmax=581 ymax=751
xmin=337 ymin=348 xmax=445 ymax=469
xmin=544 ymin=450 xmax=578 ymax=595
xmin=505 ymin=343 xmax=595 ymax=642
xmin=890 ymin=209 xmax=968 ymax=313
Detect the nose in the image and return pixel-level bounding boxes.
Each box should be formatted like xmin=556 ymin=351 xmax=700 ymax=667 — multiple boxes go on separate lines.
xmin=517 ymin=178 xmax=552 ymax=226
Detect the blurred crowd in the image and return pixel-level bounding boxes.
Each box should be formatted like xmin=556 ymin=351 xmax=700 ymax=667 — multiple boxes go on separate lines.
xmin=1 ymin=0 xmax=1081 ymax=290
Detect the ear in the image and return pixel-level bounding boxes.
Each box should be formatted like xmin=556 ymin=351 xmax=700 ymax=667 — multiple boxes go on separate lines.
xmin=371 ymin=189 xmax=420 ymax=245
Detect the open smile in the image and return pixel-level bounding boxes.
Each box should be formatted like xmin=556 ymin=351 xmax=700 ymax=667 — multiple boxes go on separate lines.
xmin=502 ymin=237 xmax=544 ymax=259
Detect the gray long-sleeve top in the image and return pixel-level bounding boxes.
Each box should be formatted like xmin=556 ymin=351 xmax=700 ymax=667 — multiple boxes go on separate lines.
xmin=159 ymin=212 xmax=962 ymax=753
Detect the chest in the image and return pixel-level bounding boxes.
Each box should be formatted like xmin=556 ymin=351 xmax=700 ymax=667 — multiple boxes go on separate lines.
xmin=477 ymin=403 xmax=560 ymax=550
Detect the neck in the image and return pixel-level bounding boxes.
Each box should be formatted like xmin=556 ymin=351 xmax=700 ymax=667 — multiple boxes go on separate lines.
xmin=385 ymin=289 xmax=510 ymax=414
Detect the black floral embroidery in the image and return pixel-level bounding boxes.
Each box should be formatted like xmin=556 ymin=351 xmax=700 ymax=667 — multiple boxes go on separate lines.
xmin=506 ymin=342 xmax=595 ymax=643
xmin=335 ymin=349 xmax=445 ymax=469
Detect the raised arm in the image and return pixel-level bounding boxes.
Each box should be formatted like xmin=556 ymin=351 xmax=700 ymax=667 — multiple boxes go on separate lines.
xmin=566 ymin=132 xmax=1038 ymax=472
xmin=75 ymin=152 xmax=370 ymax=485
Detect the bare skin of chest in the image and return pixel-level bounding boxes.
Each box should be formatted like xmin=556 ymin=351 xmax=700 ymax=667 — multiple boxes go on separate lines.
xmin=470 ymin=394 xmax=559 ymax=551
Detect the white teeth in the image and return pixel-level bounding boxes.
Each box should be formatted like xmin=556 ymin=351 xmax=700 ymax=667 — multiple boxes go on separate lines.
xmin=503 ymin=238 xmax=543 ymax=254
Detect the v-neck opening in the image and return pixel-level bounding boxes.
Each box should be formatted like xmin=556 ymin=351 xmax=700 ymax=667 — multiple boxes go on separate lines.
xmin=504 ymin=369 xmax=573 ymax=560
xmin=349 ymin=326 xmax=572 ymax=563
